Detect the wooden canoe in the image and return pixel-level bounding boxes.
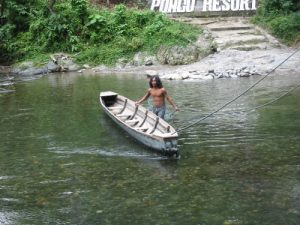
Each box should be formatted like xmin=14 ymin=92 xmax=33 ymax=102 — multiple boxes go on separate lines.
xmin=99 ymin=91 xmax=179 ymax=156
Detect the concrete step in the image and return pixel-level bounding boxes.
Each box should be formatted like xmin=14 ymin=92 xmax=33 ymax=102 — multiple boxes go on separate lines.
xmin=215 ymin=35 xmax=267 ymax=45
xmin=171 ymin=16 xmax=282 ymax=51
xmin=209 ymin=25 xmax=253 ymax=31
xmin=228 ymin=43 xmax=270 ymax=51
xmin=215 ymin=36 xmax=268 ymax=50
xmin=211 ymin=29 xmax=263 ymax=37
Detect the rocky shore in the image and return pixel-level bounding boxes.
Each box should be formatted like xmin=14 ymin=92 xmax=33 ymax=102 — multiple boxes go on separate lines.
xmin=1 ymin=17 xmax=299 ymax=92
xmin=93 ymin=17 xmax=299 ymax=80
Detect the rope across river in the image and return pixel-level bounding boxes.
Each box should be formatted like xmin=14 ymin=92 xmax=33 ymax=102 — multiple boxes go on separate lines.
xmin=173 ymin=47 xmax=300 ymax=134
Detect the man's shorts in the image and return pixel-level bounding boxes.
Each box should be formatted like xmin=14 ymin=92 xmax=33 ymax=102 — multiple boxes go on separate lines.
xmin=152 ymin=105 xmax=166 ymax=119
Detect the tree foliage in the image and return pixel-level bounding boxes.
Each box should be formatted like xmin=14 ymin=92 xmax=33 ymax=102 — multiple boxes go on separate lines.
xmin=0 ymin=1 xmax=200 ymax=65
xmin=260 ymin=0 xmax=300 ymax=15
xmin=253 ymin=0 xmax=300 ymax=44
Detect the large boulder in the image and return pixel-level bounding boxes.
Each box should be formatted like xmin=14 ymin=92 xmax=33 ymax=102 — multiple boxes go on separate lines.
xmin=157 ymin=36 xmax=215 ymax=65
xmin=47 ymin=61 xmax=61 ymax=72
xmin=11 ymin=53 xmax=81 ymax=76
xmin=50 ymin=53 xmax=81 ymax=72
xmin=160 ymin=45 xmax=199 ymax=65
xmin=12 ymin=61 xmax=48 ymax=76
xmin=131 ymin=52 xmax=158 ymax=67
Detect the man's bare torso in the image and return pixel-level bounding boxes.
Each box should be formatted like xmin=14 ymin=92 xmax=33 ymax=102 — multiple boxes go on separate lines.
xmin=149 ymin=88 xmax=165 ymax=107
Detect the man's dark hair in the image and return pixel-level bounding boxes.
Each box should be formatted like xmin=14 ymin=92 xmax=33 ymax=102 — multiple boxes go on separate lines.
xmin=149 ymin=75 xmax=163 ymax=88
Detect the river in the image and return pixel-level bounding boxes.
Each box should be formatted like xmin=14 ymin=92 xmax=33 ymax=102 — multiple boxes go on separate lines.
xmin=0 ymin=71 xmax=300 ymax=225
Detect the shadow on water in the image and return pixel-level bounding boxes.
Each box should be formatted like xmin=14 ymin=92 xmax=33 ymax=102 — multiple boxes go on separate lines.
xmin=45 ymin=110 xmax=171 ymax=160
xmin=97 ymin=114 xmax=175 ymax=159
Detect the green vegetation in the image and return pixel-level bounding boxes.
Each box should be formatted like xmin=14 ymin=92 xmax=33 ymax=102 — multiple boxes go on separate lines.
xmin=252 ymin=0 xmax=300 ymax=44
xmin=0 ymin=0 xmax=201 ymax=65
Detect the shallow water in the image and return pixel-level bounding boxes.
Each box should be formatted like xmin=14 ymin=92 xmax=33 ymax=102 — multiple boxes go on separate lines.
xmin=0 ymin=71 xmax=300 ymax=225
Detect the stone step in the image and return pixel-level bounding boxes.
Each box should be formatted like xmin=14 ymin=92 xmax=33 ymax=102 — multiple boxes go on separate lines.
xmin=215 ymin=36 xmax=268 ymax=50
xmin=228 ymin=43 xmax=269 ymax=51
xmin=209 ymin=25 xmax=253 ymax=31
xmin=215 ymin=35 xmax=267 ymax=44
xmin=171 ymin=16 xmax=281 ymax=51
xmin=211 ymin=29 xmax=263 ymax=38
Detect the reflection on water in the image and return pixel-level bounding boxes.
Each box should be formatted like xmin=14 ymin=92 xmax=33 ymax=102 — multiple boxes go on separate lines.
xmin=0 ymin=71 xmax=300 ymax=225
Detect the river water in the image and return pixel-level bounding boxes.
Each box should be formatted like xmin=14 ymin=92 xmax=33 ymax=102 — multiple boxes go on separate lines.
xmin=0 ymin=71 xmax=300 ymax=225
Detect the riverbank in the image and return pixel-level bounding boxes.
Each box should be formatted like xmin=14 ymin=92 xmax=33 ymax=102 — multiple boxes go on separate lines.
xmin=85 ymin=47 xmax=299 ymax=80
xmin=88 ymin=17 xmax=300 ymax=80
xmin=1 ymin=44 xmax=299 ymax=92
xmin=1 ymin=17 xmax=299 ymax=86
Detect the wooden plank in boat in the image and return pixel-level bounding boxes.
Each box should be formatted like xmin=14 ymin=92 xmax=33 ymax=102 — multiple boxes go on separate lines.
xmin=125 ymin=119 xmax=140 ymax=124
xmin=135 ymin=126 xmax=149 ymax=132
xmin=108 ymin=106 xmax=123 ymax=110
xmin=100 ymin=91 xmax=118 ymax=97
xmin=116 ymin=113 xmax=132 ymax=118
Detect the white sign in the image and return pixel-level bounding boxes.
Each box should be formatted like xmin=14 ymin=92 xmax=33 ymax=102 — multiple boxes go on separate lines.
xmin=151 ymin=0 xmax=196 ymax=13
xmin=203 ymin=0 xmax=257 ymax=11
xmin=151 ymin=0 xmax=257 ymax=13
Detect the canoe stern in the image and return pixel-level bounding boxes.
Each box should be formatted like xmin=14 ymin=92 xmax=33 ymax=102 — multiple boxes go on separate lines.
xmin=163 ymin=138 xmax=178 ymax=156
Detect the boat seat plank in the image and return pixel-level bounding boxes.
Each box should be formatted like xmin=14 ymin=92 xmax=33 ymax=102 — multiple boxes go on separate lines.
xmin=100 ymin=91 xmax=118 ymax=97
xmin=116 ymin=113 xmax=132 ymax=121
xmin=135 ymin=126 xmax=149 ymax=132
xmin=108 ymin=106 xmax=123 ymax=110
xmin=161 ymin=133 xmax=175 ymax=137
xmin=125 ymin=119 xmax=140 ymax=124
xmin=125 ymin=119 xmax=140 ymax=126
xmin=116 ymin=113 xmax=132 ymax=117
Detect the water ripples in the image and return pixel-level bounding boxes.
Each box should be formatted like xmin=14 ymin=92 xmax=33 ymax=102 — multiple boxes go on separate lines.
xmin=176 ymin=111 xmax=263 ymax=149
xmin=47 ymin=144 xmax=166 ymax=160
xmin=0 ymin=212 xmax=19 ymax=225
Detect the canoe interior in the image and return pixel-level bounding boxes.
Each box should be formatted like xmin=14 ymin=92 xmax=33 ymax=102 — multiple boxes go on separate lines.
xmin=100 ymin=91 xmax=178 ymax=156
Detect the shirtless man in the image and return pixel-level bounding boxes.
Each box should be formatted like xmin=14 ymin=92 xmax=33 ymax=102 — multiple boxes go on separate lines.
xmin=136 ymin=75 xmax=179 ymax=119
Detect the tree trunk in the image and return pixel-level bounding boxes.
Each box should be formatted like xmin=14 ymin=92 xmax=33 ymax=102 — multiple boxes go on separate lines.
xmin=0 ymin=0 xmax=5 ymax=25
xmin=48 ymin=0 xmax=57 ymax=13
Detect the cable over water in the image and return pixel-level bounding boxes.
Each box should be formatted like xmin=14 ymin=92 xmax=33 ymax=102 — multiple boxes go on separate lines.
xmin=174 ymin=47 xmax=300 ymax=134
xmin=245 ymin=81 xmax=300 ymax=112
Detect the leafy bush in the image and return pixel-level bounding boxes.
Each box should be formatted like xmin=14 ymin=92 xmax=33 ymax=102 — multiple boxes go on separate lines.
xmin=261 ymin=0 xmax=300 ymax=15
xmin=269 ymin=13 xmax=300 ymax=43
xmin=77 ymin=4 xmax=200 ymax=65
xmin=0 ymin=23 xmax=16 ymax=62
xmin=0 ymin=1 xmax=201 ymax=65
xmin=29 ymin=1 xmax=86 ymax=52
xmin=253 ymin=0 xmax=300 ymax=44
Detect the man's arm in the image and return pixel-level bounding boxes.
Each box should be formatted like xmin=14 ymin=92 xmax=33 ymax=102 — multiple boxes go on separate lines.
xmin=136 ymin=89 xmax=151 ymax=105
xmin=164 ymin=89 xmax=179 ymax=111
